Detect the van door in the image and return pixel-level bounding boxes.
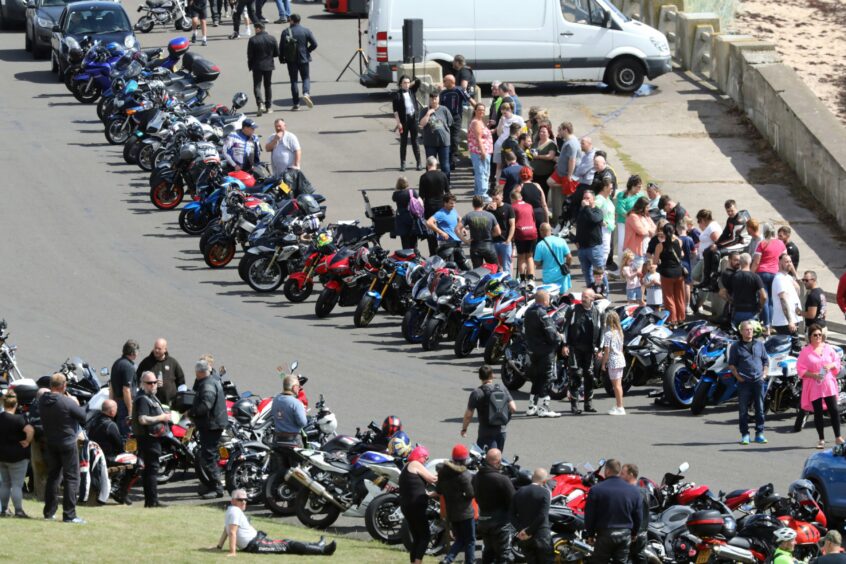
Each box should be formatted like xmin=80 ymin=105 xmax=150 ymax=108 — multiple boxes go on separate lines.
xmin=556 ymin=0 xmax=614 ymax=81
xmin=473 ymin=0 xmax=554 ymax=83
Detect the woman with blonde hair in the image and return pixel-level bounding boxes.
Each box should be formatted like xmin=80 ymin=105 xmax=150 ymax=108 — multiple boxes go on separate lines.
xmin=601 ymin=311 xmax=627 ymax=415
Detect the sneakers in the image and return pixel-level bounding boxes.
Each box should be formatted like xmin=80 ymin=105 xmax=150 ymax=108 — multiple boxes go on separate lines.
xmin=63 ymin=517 xmax=86 ymax=524
xmin=754 ymin=434 xmax=768 ymax=444
xmin=201 ymin=37 xmax=207 ymax=46
xmin=303 ymin=94 xmax=314 ymax=108
xmin=265 ymin=105 xmax=273 ymax=114
xmin=211 ymin=19 xmax=219 ymax=27
xmin=740 ymin=434 xmax=750 ymax=445
xmin=608 ymin=406 xmax=626 ymax=415
xmin=228 ymin=32 xmax=240 ymax=39
xmin=537 ymin=405 xmax=561 ymax=418
xmin=274 ymin=17 xmax=287 ymax=23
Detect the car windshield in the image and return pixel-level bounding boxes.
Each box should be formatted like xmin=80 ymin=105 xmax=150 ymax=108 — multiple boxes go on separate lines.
xmin=42 ymin=0 xmax=72 ymax=7
xmin=65 ymin=8 xmax=131 ymax=34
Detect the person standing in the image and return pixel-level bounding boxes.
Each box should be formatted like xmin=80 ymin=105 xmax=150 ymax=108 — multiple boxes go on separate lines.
xmin=136 ymin=338 xmax=186 ymax=406
xmin=772 ymin=254 xmax=802 ymax=338
xmin=778 ymin=225 xmax=800 ymax=270
xmin=0 ymin=391 xmax=33 ymax=518
xmin=524 ymin=289 xmax=563 ymax=417
xmin=584 ymin=459 xmax=643 ymax=564
xmin=474 ymin=448 xmax=516 ymax=564
xmin=461 ymin=365 xmax=517 ymax=452
xmin=575 ymin=190 xmax=606 ymax=287
xmin=392 ymin=75 xmax=422 ymax=172
xmin=187 ymin=0 xmax=208 ymax=46
xmin=400 ymin=446 xmax=438 ymax=564
xmin=439 ymin=74 xmax=477 ymax=169
xmin=436 ymin=444 xmax=476 ymax=564
xmin=530 ymin=124 xmax=558 ymax=195
xmin=462 ymin=195 xmax=501 ymax=267
xmin=563 ymin=289 xmax=602 ymax=415
xmin=510 ymin=468 xmax=552 ymax=564
xmin=724 ymin=253 xmax=767 ymax=326
xmin=426 ymin=194 xmax=468 ymax=269
xmin=272 ymin=374 xmax=307 ymax=447
xmin=190 ymin=360 xmax=227 ymax=499
xmin=491 ymin=103 xmax=524 ymax=188
xmin=110 ymin=339 xmax=138 ymax=438
xmin=452 ymin=54 xmax=476 ymax=92
xmin=419 ymin=157 xmax=451 ymax=256
xmin=621 ymin=463 xmax=651 ymax=564
xmin=653 ymin=223 xmax=687 ymax=323
xmin=40 ymin=373 xmax=87 ymax=523
xmin=489 ymin=187 xmax=515 ymax=275
xmin=796 ymin=325 xmax=843 ymax=449
xmin=601 ymin=311 xmax=626 ymax=415
xmin=612 ymin=175 xmax=643 ymax=274
xmin=518 ymin=167 xmax=550 ymax=229
xmin=512 ymin=190 xmax=538 ymax=283
xmin=546 ymin=122 xmax=579 ymax=224
xmin=392 ymin=177 xmax=419 ymax=251
xmin=264 ymin=118 xmax=301 ymax=176
xmin=468 ymin=103 xmax=494 ymax=200
xmin=751 ymin=223 xmax=786 ymax=332
xmin=624 ymin=198 xmax=656 ymax=270
xmin=801 ymin=271 xmax=827 ymax=335
xmin=279 ymin=14 xmax=317 ymax=111
xmin=728 ymin=320 xmax=769 ymax=445
xmin=133 ymin=371 xmax=170 ymax=507
xmin=247 ymin=22 xmax=278 ymax=116
xmin=223 ymin=119 xmax=262 ymax=174
xmin=419 ymin=93 xmax=454 ymax=178
xmin=229 ymin=0 xmax=255 ymax=40
xmin=595 ymin=176 xmax=616 ymax=269
xmin=533 ymin=222 xmax=571 ymax=292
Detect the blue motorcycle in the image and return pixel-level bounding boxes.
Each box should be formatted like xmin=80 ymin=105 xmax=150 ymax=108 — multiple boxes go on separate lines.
xmin=353 ymin=248 xmax=421 ymax=328
xmin=453 ymin=272 xmax=511 ymax=358
xmin=71 ymin=40 xmax=125 ymax=104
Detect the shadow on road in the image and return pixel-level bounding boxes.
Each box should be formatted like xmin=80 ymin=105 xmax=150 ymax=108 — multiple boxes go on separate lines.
xmin=0 ymin=48 xmax=31 ymax=63
xmin=15 ymin=70 xmax=55 ymax=84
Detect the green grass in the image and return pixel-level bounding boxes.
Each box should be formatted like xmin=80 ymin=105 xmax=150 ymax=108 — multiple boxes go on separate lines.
xmin=3 ymin=499 xmax=408 ymax=563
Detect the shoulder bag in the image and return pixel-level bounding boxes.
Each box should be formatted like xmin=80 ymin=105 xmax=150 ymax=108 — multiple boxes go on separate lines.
xmin=542 ymin=238 xmax=569 ymax=276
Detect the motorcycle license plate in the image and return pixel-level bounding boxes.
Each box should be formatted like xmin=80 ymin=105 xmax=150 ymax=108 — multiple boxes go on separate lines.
xmin=125 ymin=438 xmax=137 ymax=453
xmin=219 ymin=446 xmax=230 ymax=459
xmin=696 ymin=549 xmax=711 ymax=564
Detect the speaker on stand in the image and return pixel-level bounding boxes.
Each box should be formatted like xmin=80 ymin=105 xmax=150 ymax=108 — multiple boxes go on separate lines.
xmin=402 ymin=18 xmax=423 ymax=79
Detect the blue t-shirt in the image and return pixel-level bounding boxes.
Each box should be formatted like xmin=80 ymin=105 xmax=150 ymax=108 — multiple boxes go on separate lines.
xmin=533 ymin=236 xmax=571 ymax=291
xmin=433 ymin=208 xmax=460 ymax=241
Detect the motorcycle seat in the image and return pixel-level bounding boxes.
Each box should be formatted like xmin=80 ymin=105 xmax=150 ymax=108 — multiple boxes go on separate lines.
xmin=142 ymin=47 xmax=164 ymax=61
xmin=728 ymin=537 xmax=752 ymax=549
xmin=764 ymin=334 xmax=792 ymax=355
xmin=393 ymin=249 xmax=416 ymax=260
xmin=145 ymin=0 xmax=166 ymax=7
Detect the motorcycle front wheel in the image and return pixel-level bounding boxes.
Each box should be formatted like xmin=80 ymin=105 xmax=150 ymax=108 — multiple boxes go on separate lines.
xmin=500 ymin=354 xmax=527 ymax=391
xmin=178 ymin=207 xmax=210 ymax=236
xmin=225 ymin=458 xmax=264 ymax=504
xmin=453 ymin=324 xmax=477 ymax=358
xmin=549 ymin=362 xmax=570 ymax=401
xmin=176 ymin=16 xmax=193 ymax=31
xmin=315 ymin=288 xmax=339 ymax=318
xmin=663 ymin=361 xmax=699 ymax=409
xmin=73 ymin=80 xmax=101 ymax=104
xmin=204 ymin=236 xmax=237 ymax=268
xmin=244 ymin=254 xmax=286 ymax=293
xmin=400 ymin=514 xmax=447 ymax=556
xmin=294 ymin=488 xmax=341 ymax=529
xmin=365 ymin=493 xmax=403 ymax=545
xmin=135 ymin=15 xmax=155 ymax=33
xmin=401 ymin=307 xmax=426 ymax=344
xmin=483 ymin=333 xmax=508 ymax=365
xmin=149 ymin=177 xmax=185 ymax=210
xmin=353 ymin=294 xmax=379 ymax=328
xmin=263 ymin=470 xmax=297 ymax=516
xmin=157 ymin=445 xmax=178 ymax=484
xmin=421 ymin=318 xmax=443 ymax=351
xmin=690 ymin=383 xmax=710 ymax=415
xmin=123 ymin=135 xmax=143 ymax=165
xmin=97 ymin=95 xmax=114 ymax=123
xmin=137 ymin=142 xmax=158 ymax=172
xmin=105 ymin=117 xmax=131 ymax=145
xmin=283 ymin=278 xmax=313 ymax=303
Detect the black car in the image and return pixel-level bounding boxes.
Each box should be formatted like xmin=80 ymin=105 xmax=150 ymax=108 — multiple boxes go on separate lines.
xmin=0 ymin=0 xmax=27 ymax=27
xmin=50 ymin=1 xmax=136 ymax=79
xmin=24 ymin=0 xmax=73 ymax=58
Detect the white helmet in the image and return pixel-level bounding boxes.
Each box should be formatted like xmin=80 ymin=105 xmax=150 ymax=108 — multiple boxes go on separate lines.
xmin=317 ymin=411 xmax=337 ymax=436
xmin=773 ymin=527 xmax=797 ymax=543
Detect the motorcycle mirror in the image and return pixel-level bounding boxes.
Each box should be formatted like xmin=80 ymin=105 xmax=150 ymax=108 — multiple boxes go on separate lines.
xmin=597 ymin=458 xmax=606 ymax=468
xmin=99 ymin=368 xmax=110 ymax=381
xmin=679 ymin=462 xmax=690 ymax=473
xmin=290 ymin=361 xmax=298 ymax=373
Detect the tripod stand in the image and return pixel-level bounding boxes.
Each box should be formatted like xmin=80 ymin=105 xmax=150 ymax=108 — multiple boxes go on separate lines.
xmin=336 ymin=16 xmax=370 ymax=82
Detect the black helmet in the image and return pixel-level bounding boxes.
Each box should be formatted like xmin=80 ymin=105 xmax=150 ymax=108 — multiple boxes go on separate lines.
xmin=187 ymin=122 xmax=205 ymax=141
xmin=231 ymin=92 xmax=248 ymax=110
xmin=754 ymin=483 xmax=780 ymax=513
xmin=296 ymin=194 xmax=320 ymax=215
xmin=232 ymin=398 xmax=257 ymax=425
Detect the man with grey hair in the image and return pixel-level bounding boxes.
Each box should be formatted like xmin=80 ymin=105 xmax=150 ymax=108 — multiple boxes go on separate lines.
xmin=272 ymin=373 xmax=307 ymax=446
xmin=110 ymin=339 xmax=139 ymax=438
xmin=728 ymin=320 xmax=769 ymax=445
xmin=725 ymin=252 xmax=766 ymax=327
xmin=190 ymin=359 xmax=227 ymax=499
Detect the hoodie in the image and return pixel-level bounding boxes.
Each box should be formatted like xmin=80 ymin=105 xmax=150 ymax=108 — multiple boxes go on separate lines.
xmin=473 ymin=464 xmax=515 ymax=522
xmin=436 ymin=460 xmax=475 ymax=522
xmin=38 ymin=391 xmax=86 ymax=448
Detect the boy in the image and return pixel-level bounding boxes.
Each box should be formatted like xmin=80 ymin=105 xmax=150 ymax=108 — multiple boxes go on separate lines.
xmin=588 ymin=267 xmax=609 ymax=299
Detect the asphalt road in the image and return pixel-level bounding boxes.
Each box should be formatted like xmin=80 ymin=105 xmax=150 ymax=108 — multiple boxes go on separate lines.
xmin=0 ymin=0 xmax=840 ymax=522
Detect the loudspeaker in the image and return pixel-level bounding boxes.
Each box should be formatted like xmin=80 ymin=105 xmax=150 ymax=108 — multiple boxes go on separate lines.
xmin=402 ymin=19 xmax=423 ymax=63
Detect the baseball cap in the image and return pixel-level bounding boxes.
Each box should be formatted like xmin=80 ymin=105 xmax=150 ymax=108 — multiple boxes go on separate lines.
xmin=242 ymin=118 xmax=258 ymax=129
xmin=452 ymin=444 xmax=469 ymax=463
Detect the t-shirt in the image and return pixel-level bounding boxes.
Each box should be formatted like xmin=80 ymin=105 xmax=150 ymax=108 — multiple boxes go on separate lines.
xmin=418 ymin=170 xmax=450 ymax=212
xmin=805 ymin=287 xmax=827 ymax=328
xmin=771 ymin=272 xmax=801 ymax=327
xmin=433 ymin=208 xmax=460 ymax=241
xmin=601 ymin=330 xmax=625 ymax=369
xmin=265 ymin=131 xmax=301 ymax=176
xmin=533 ymin=236 xmax=571 ymax=291
xmin=110 ymin=356 xmax=137 ymax=402
xmin=462 ymin=210 xmax=497 ymax=245
xmin=556 ymin=136 xmax=580 ymax=177
xmin=500 ymin=164 xmax=523 ymax=200
xmin=500 ymin=137 xmax=527 ymax=167
xmin=492 ymin=203 xmax=515 ymax=243
xmin=644 ymin=272 xmax=662 ymax=305
xmin=455 ymin=67 xmax=476 ymax=89
xmin=0 ymin=412 xmax=28 ymax=463
xmin=419 ymin=106 xmax=453 ymax=147
xmin=467 ymin=383 xmax=513 ymax=434
xmin=755 ymin=239 xmax=786 ymax=274
xmin=595 ymin=194 xmax=616 ymax=230
xmin=785 ymin=241 xmax=800 ymax=269
xmin=439 ymin=87 xmax=470 ymax=120
xmin=727 ymin=270 xmax=764 ymax=312
xmin=614 ymin=192 xmax=641 ymax=225
xmin=698 ymin=221 xmax=722 ymax=257
xmin=225 ymin=505 xmax=258 ymax=550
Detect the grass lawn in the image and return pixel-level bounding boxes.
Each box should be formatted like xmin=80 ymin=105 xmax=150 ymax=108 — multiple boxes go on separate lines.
xmin=5 ymin=499 xmax=408 ymax=563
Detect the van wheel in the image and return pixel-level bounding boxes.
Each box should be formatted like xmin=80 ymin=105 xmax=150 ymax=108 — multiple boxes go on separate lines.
xmin=606 ymin=57 xmax=645 ymax=93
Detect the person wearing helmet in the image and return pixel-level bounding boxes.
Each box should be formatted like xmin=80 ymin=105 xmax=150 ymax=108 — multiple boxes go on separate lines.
xmin=223 ymin=119 xmax=262 ymax=173
xmin=772 ymin=527 xmax=798 ymax=564
xmin=387 ymin=431 xmax=412 ymax=458
xmin=374 ymin=415 xmax=403 ymax=452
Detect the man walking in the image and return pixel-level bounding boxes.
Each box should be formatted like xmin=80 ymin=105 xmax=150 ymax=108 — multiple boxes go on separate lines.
xmin=474 ymin=448 xmax=516 ymax=564
xmin=247 ymin=22 xmax=278 ymax=116
xmin=524 ymin=289 xmax=563 ymax=417
xmin=584 ymin=459 xmax=643 ymax=564
xmin=419 ymin=93 xmax=454 ymax=178
xmin=264 ymin=118 xmax=301 ymax=176
xmin=136 ymin=338 xmax=186 ymax=406
xmin=133 ymin=371 xmax=171 ymax=507
xmin=511 ymin=468 xmax=552 ymax=564
xmin=279 ymin=14 xmax=317 ymax=111
xmin=728 ymin=320 xmax=770 ymax=445
xmin=229 ymin=0 xmax=255 ymax=40
xmin=562 ymin=289 xmax=601 ymax=415
xmin=461 ymin=365 xmax=516 ymax=452
xmin=190 ymin=359 xmax=228 ymax=499
xmin=462 ymin=195 xmax=501 ymax=267
xmin=110 ymin=339 xmax=138 ymax=438
xmin=186 ymin=0 xmax=208 ymax=46
xmin=40 ymin=373 xmax=87 ymax=523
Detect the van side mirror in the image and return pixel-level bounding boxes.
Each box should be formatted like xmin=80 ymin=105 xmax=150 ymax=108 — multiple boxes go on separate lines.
xmin=603 ymin=10 xmax=611 ymax=27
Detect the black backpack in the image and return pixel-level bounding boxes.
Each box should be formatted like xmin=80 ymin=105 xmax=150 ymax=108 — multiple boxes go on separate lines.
xmin=282 ymin=30 xmax=298 ymax=64
xmin=485 ymin=384 xmax=510 ymax=426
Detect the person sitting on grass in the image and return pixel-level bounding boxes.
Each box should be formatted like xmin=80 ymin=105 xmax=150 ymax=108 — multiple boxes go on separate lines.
xmin=217 ymin=489 xmax=337 ymax=556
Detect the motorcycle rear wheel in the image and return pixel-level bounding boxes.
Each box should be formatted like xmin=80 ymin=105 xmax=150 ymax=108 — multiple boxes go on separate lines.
xmin=421 ymin=318 xmax=443 ymax=351
xmin=245 ymin=254 xmax=286 ymax=293
xmin=294 ymin=488 xmax=341 ymax=529
xmin=225 ymin=459 xmax=264 ymax=504
xmin=364 ymin=493 xmax=403 ymax=545
xmin=453 ymin=324 xmax=477 ymax=358
xmin=123 ymin=135 xmax=142 ymax=165
xmin=204 ymin=237 xmax=237 ymax=268
xmin=263 ymin=470 xmax=297 ymax=516
xmin=400 ymin=514 xmax=447 ymax=556
xmin=315 ymin=288 xmax=339 ymax=318
xmin=663 ymin=361 xmax=698 ymax=409
xmin=105 ymin=117 xmax=131 ymax=145
xmin=500 ymin=355 xmax=527 ymax=391
xmin=176 ymin=16 xmax=193 ymax=31
xmin=135 ymin=15 xmax=155 ymax=33
xmin=283 ymin=278 xmax=313 ymax=303
xmin=353 ymin=294 xmax=378 ymax=328
xmin=199 ymin=224 xmax=223 ymax=253
xmin=149 ymin=178 xmax=184 ymax=210
xmin=483 ymin=333 xmax=507 ymax=365
xmin=549 ymin=362 xmax=570 ymax=401
xmin=137 ymin=143 xmax=157 ymax=172
xmin=97 ymin=95 xmax=113 ymax=123
xmin=63 ymin=65 xmax=80 ymax=91
xmin=601 ymin=365 xmax=632 ymax=397
xmin=157 ymin=445 xmax=178 ymax=484
xmin=178 ymin=207 xmax=210 ymax=236
xmin=401 ymin=307 xmax=426 ymax=344
xmin=690 ymin=383 xmax=710 ymax=415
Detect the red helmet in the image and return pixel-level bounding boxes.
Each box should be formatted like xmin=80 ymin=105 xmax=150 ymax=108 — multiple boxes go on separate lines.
xmin=382 ymin=416 xmax=402 ymax=438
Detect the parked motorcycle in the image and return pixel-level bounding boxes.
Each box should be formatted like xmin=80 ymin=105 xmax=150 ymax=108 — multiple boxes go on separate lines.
xmin=135 ymin=0 xmax=193 ymax=33
xmin=353 ymin=247 xmax=420 ymax=328
xmin=0 ymin=320 xmax=23 ymax=384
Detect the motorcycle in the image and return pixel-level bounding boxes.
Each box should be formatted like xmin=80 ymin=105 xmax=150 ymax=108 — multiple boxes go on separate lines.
xmin=135 ymin=0 xmax=193 ymax=33
xmin=313 ymin=238 xmax=380 ymax=319
xmin=419 ymin=266 xmax=496 ymax=351
xmin=453 ymin=272 xmax=511 ymax=358
xmin=353 ymin=247 xmax=421 ymax=328
xmin=482 ymin=283 xmax=529 ymax=365
xmin=0 ymin=320 xmax=24 ymax=384
xmin=400 ymin=256 xmax=449 ymax=344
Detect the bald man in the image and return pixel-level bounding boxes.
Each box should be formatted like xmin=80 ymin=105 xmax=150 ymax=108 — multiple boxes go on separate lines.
xmin=473 ymin=449 xmax=516 ymax=563
xmin=524 ymin=289 xmax=564 ymax=417
xmin=562 ymin=288 xmax=602 ymax=415
xmin=511 ymin=468 xmax=552 ymax=563
xmin=86 ymin=399 xmax=137 ymax=505
xmin=439 ymin=73 xmax=477 ymax=168
xmin=136 ymin=338 xmax=185 ymax=405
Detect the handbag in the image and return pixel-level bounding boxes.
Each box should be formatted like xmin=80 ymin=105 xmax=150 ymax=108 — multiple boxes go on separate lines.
xmin=408 ymin=189 xmax=424 ymax=218
xmin=411 ymin=216 xmax=430 ymax=237
xmin=669 ymin=240 xmax=689 ymax=276
xmin=542 ymin=238 xmax=569 ymax=277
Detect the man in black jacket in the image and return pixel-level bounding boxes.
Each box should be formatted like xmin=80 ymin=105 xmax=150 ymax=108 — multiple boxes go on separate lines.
xmin=524 ymin=289 xmax=564 ymax=418
xmin=575 ymin=190 xmax=606 ymax=287
xmin=86 ymin=399 xmax=138 ymax=505
xmin=110 ymin=339 xmax=138 ymax=438
xmin=136 ymin=338 xmax=185 ymax=406
xmin=562 ymin=289 xmax=602 ymax=415
xmin=511 ymin=468 xmax=552 ymax=564
xmin=247 ymin=22 xmax=279 ymax=116
xmin=584 ymin=459 xmax=643 ymax=564
xmin=436 ymin=444 xmax=476 ymax=564
xmin=392 ymin=75 xmax=422 ymax=171
xmin=133 ymin=371 xmax=171 ymax=508
xmin=474 ymin=448 xmax=516 ymax=563
xmin=190 ymin=359 xmax=228 ymax=498
xmin=279 ymin=14 xmax=317 ymax=111
xmin=621 ymin=463 xmax=650 ymax=564
xmin=40 ymin=373 xmax=87 ymax=523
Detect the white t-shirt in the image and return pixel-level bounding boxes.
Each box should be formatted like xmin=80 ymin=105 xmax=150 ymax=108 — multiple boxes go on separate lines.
xmin=225 ymin=505 xmax=257 ymax=550
xmin=265 ymin=132 xmax=301 ymax=176
xmin=771 ymin=272 xmax=801 ymax=327
xmin=698 ymin=221 xmax=722 ymax=258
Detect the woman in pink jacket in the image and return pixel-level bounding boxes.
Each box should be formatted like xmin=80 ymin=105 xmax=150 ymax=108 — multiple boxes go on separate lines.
xmin=796 ymin=323 xmax=843 ymax=449
xmin=623 ymin=197 xmax=655 ymax=269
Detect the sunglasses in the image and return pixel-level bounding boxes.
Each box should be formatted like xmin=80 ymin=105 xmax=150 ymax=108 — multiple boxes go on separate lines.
xmin=810 ymin=333 xmax=823 ymax=338
xmin=142 ymin=381 xmax=157 ymax=385
xmin=801 ymin=279 xmax=813 ymax=282
xmin=234 ymin=498 xmax=247 ymax=502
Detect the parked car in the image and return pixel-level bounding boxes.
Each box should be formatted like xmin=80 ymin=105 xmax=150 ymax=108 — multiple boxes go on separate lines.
xmin=802 ymin=444 xmax=846 ymax=527
xmin=50 ymin=0 xmax=137 ymax=79
xmin=0 ymin=0 xmax=28 ymax=28
xmin=25 ymin=0 xmax=73 ymax=58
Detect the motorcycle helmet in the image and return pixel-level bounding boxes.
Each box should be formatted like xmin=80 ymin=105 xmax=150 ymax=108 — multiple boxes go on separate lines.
xmin=296 ymin=194 xmax=321 ymax=215
xmin=315 ymin=231 xmax=333 ymax=249
xmin=773 ymin=527 xmax=797 ymax=544
xmin=738 ymin=514 xmax=784 ymax=548
xmin=687 ymin=324 xmax=715 ymax=349
xmin=231 ymin=398 xmax=257 ymax=425
xmin=354 ymin=247 xmax=371 ymax=269
xmin=486 ymin=277 xmax=506 ymax=300
xmin=382 ymin=416 xmax=402 ymax=438
xmin=187 ymin=122 xmax=205 ymax=141
xmin=231 ymin=91 xmax=248 ymax=110
xmin=787 ymin=479 xmax=816 ymax=503
xmin=167 ymin=36 xmax=190 ymax=58
xmin=407 ymin=445 xmax=428 ymax=463
xmin=754 ymin=483 xmax=782 ymax=513
xmin=387 ymin=430 xmax=411 ymax=458
xmin=638 ymin=477 xmax=662 ymax=511
xmin=105 ymin=41 xmax=123 ymax=57
xmin=316 ymin=410 xmax=338 ymax=436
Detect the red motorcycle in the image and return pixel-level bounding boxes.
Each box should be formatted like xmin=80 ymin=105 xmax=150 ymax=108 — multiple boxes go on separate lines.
xmin=483 ymin=289 xmax=528 ymax=364
xmin=314 ymin=238 xmax=379 ymax=318
xmin=548 ymin=458 xmax=607 ymax=514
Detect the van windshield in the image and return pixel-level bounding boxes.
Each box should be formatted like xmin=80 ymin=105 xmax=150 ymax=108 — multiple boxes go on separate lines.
xmin=560 ymin=0 xmax=628 ymax=25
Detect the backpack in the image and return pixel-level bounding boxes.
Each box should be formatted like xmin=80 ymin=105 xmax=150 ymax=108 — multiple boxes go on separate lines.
xmin=282 ymin=30 xmax=298 ymax=63
xmin=485 ymin=384 xmax=510 ymax=426
xmin=408 ymin=189 xmax=424 ymax=218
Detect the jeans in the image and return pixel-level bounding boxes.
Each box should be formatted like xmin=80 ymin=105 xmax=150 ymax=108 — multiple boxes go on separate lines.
xmin=758 ymin=272 xmax=775 ymax=328
xmin=425 ymin=145 xmax=451 ymax=178
xmin=197 ymin=427 xmax=223 ymax=492
xmin=470 ymin=242 xmax=498 ymax=268
xmin=252 ymin=69 xmax=273 ymax=106
xmin=577 ymin=245 xmax=606 ymax=286
xmin=286 ymin=62 xmax=310 ymax=106
xmin=495 ymin=242 xmax=513 ymax=275
xmin=732 ymin=310 xmax=759 ymax=327
xmin=116 ymin=400 xmax=131 ymax=438
xmin=0 ymin=459 xmax=29 ymax=512
xmin=44 ymin=443 xmax=79 ymax=521
xmin=232 ymin=0 xmax=255 ymax=33
xmin=737 ymin=379 xmax=767 ymax=436
xmin=273 ymin=0 xmax=290 ymax=18
xmin=601 ymin=226 xmax=613 ymax=266
xmin=592 ymin=529 xmax=632 ymax=564
xmin=445 ymin=518 xmax=476 ymax=564
xmin=138 ymin=436 xmax=161 ymax=506
xmin=477 ymin=431 xmax=507 ymax=453
xmin=471 ymin=152 xmax=491 ymax=198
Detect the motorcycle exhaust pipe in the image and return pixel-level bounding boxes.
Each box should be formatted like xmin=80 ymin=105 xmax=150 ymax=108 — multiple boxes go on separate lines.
xmin=712 ymin=544 xmax=757 ymax=563
xmin=643 ymin=548 xmax=662 ymax=564
xmin=570 ymin=539 xmax=594 ymax=556
xmin=285 ymin=467 xmax=347 ymax=511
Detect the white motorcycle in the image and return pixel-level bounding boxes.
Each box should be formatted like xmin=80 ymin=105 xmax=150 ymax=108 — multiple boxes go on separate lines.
xmin=134 ymin=0 xmax=193 ymax=33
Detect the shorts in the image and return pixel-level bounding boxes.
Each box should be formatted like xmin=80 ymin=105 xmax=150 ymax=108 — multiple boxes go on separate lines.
xmin=626 ymin=287 xmax=642 ymax=302
xmin=515 ymin=239 xmax=537 ymax=254
xmin=608 ymin=367 xmax=624 ymax=381
xmin=187 ymin=3 xmax=207 ymax=18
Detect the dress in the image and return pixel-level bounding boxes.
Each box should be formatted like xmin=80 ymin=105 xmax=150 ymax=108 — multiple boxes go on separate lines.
xmin=796 ymin=344 xmax=841 ymax=412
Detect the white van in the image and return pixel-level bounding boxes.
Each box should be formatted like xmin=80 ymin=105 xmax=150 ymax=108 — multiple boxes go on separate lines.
xmin=360 ymin=0 xmax=671 ymax=93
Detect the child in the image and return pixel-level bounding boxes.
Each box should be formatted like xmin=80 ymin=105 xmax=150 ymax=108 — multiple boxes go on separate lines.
xmin=601 ymin=310 xmax=626 ymax=415
xmin=642 ymin=261 xmax=662 ymax=308
xmin=621 ymin=250 xmax=641 ymax=304
xmin=589 ymin=267 xmax=609 ymax=299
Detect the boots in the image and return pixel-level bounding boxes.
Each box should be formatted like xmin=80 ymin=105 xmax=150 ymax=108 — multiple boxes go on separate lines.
xmin=570 ymin=399 xmax=582 ymax=416
xmin=583 ymin=397 xmax=597 ymax=413
xmin=525 ymin=395 xmax=538 ymax=416
xmin=256 ymin=103 xmax=263 ymax=117
xmin=537 ymin=397 xmax=560 ymax=418
xmin=289 ymin=537 xmax=337 ymax=556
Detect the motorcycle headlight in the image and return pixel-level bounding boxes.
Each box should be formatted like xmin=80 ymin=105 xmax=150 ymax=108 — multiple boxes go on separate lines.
xmin=36 ymin=15 xmax=53 ymax=28
xmin=437 ymin=295 xmax=450 ymax=305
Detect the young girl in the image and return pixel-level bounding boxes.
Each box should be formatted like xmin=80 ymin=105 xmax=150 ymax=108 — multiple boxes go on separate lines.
xmin=601 ymin=311 xmax=626 ymax=415
xmin=642 ymin=261 xmax=663 ymax=308
xmin=621 ymin=250 xmax=641 ymax=304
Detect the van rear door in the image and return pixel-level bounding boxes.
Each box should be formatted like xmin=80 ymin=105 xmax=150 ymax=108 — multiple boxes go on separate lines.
xmin=556 ymin=0 xmax=614 ymax=81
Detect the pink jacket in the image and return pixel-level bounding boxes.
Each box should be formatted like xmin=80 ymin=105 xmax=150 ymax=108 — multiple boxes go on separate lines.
xmin=796 ymin=344 xmax=842 ymax=412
